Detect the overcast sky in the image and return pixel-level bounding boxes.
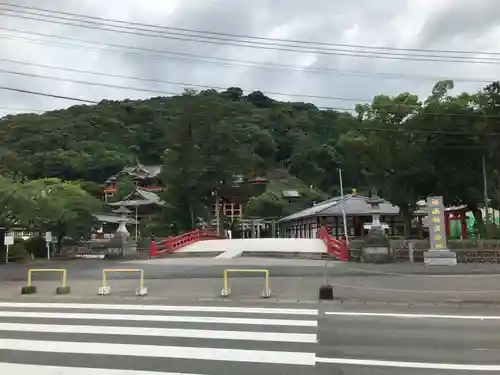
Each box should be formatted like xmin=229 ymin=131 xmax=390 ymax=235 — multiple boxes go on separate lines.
xmin=1 ymin=0 xmax=500 ymax=117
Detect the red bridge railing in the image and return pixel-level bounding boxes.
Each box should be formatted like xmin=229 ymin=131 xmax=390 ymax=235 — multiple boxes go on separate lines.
xmin=149 ymin=229 xmax=224 ymax=258
xmin=316 ymin=227 xmax=349 ymax=261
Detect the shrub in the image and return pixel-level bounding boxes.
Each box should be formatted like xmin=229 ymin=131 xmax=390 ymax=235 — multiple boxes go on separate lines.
xmin=8 ymin=238 xmax=28 ymax=262
xmin=24 ymin=236 xmax=47 ymax=258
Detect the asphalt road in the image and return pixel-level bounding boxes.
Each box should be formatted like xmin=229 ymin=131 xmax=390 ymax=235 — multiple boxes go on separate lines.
xmin=318 ymin=303 xmax=500 ymax=374
xmin=1 ymin=300 xmax=500 ymax=373
xmin=0 ymin=300 xmax=319 ymax=375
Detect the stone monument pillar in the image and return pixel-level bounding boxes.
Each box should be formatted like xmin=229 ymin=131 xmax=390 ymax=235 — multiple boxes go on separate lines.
xmin=423 ymin=196 xmax=457 ymax=266
xmin=361 ymin=188 xmax=393 ymax=263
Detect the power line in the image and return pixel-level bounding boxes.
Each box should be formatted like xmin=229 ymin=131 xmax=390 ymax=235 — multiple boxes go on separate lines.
xmin=3 ymin=65 xmax=500 ymax=119
xmin=0 ymin=63 xmax=371 ymax=102
xmin=320 ymin=106 xmax=500 ymax=119
xmin=0 ymin=69 xmax=183 ymax=97
xmin=0 ymin=29 xmax=496 ymax=84
xmin=1 ymin=2 xmax=499 ymax=57
xmin=2 ymin=85 xmax=500 ymax=137
xmin=0 ymin=86 xmax=98 ymax=103
xmin=345 ymin=127 xmax=499 ymax=136
xmin=2 ymin=9 xmax=500 ymax=64
xmin=0 ymin=106 xmax=44 ymax=112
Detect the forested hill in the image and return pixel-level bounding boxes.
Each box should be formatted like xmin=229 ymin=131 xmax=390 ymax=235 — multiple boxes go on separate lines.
xmin=1 ymin=80 xmax=500 ymax=230
xmin=0 ymin=87 xmax=360 ymax=194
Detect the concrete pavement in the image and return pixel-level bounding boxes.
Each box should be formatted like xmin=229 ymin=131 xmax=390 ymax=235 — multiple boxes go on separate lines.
xmin=3 ymin=257 xmax=500 ymax=304
xmin=3 ymin=257 xmax=500 ymax=284
xmin=3 ymin=275 xmax=500 ymax=304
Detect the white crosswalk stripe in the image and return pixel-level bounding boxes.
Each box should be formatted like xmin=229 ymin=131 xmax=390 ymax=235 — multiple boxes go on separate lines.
xmin=0 ymin=302 xmax=318 ymax=375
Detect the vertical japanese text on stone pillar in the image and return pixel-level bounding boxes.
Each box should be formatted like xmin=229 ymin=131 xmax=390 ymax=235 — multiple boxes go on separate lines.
xmin=426 ymin=196 xmax=447 ymax=250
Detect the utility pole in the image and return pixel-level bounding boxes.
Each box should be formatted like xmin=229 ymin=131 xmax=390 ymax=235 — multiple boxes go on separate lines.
xmin=482 ymin=154 xmax=490 ymax=224
xmin=215 ymin=192 xmax=221 ymax=236
xmin=135 ymin=206 xmax=138 ymax=240
xmin=338 ymin=168 xmax=349 ymax=245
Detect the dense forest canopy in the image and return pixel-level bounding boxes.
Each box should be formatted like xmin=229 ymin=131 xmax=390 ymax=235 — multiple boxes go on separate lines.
xmin=1 ymin=80 xmax=500 ymax=234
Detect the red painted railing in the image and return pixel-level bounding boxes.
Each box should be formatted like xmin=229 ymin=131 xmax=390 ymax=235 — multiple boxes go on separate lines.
xmin=149 ymin=229 xmax=224 ymax=257
xmin=316 ymin=227 xmax=349 ymax=261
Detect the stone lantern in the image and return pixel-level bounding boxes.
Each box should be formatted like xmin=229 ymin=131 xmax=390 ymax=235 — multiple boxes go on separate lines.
xmin=113 ymin=206 xmax=131 ymax=239
xmin=361 ymin=188 xmax=393 ymax=263
xmin=108 ymin=206 xmax=137 ymax=259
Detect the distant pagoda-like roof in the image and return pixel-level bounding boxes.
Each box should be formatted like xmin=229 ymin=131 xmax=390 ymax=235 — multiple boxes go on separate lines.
xmin=108 ymin=187 xmax=167 ymax=207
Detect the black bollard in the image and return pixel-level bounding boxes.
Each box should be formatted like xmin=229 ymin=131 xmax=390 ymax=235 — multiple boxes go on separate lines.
xmin=319 ymin=284 xmax=334 ymax=300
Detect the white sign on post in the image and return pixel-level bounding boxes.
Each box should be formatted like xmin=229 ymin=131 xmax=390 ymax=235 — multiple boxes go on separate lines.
xmin=45 ymin=232 xmax=52 ymax=260
xmin=4 ymin=235 xmax=14 ymax=246
xmin=4 ymin=235 xmax=13 ymax=264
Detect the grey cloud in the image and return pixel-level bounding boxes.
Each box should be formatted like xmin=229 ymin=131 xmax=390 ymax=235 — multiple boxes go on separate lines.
xmin=417 ymin=0 xmax=500 ymax=48
xmin=0 ymin=0 xmax=499 ymax=117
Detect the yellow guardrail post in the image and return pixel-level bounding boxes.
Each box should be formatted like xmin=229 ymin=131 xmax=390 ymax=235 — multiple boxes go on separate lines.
xmin=97 ymin=268 xmax=147 ymax=296
xmin=220 ymin=269 xmax=271 ymax=298
xmin=21 ymin=268 xmax=70 ymax=295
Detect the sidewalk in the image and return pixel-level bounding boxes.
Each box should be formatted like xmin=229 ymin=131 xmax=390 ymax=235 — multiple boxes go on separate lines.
xmin=333 ymin=262 xmax=500 ymax=276
xmin=3 ymin=273 xmax=500 ymax=304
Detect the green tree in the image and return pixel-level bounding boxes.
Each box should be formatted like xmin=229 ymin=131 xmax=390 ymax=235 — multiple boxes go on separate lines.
xmin=161 ymin=92 xmax=274 ymax=230
xmin=419 ymin=81 xmax=487 ymax=231
xmin=339 ymin=92 xmax=431 ymax=234
xmin=17 ymin=178 xmax=104 ymax=251
xmin=245 ymin=191 xmax=288 ymax=218
xmin=110 ymin=175 xmax=136 ymax=203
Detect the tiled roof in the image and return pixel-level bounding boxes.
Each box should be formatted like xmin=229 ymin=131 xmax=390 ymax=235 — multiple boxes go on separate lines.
xmin=116 ymin=164 xmax=162 ymax=179
xmin=108 ymin=187 xmax=167 ymax=207
xmin=277 ymin=194 xmax=400 ymax=222
xmin=93 ymin=213 xmax=138 ymax=224
xmin=282 ymin=190 xmax=300 ymax=198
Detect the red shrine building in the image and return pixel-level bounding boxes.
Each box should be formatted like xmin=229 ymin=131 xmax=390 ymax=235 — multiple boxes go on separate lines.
xmin=102 ymin=164 xmax=270 ymax=220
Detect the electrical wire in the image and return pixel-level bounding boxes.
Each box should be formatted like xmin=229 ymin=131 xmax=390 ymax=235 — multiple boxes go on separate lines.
xmin=2 ymin=65 xmax=500 ymax=121
xmin=2 ymin=84 xmax=500 ymax=137
xmin=0 ymin=29 xmax=496 ymax=84
xmin=0 ymin=86 xmax=98 ymax=103
xmin=0 ymin=4 xmax=498 ymax=134
xmin=0 ymin=66 xmax=370 ymax=102
xmin=1 ymin=2 xmax=499 ymax=57
xmin=0 ymin=106 xmax=44 ymax=112
xmin=1 ymin=8 xmax=500 ymax=64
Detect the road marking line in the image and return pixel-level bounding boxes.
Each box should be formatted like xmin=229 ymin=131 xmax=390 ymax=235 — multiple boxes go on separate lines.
xmin=0 ymin=311 xmax=317 ymax=327
xmin=0 ymin=302 xmax=317 ymax=316
xmin=316 ymin=357 xmax=500 ymax=371
xmin=0 ymin=322 xmax=317 ymax=342
xmin=325 ymin=311 xmax=500 ymax=320
xmin=0 ymin=339 xmax=316 ymax=365
xmin=0 ymin=362 xmax=203 ymax=374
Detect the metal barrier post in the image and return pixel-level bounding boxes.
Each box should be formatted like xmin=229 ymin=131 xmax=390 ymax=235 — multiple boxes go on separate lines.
xmin=97 ymin=268 xmax=147 ymax=296
xmin=21 ymin=269 xmax=70 ymax=295
xmin=220 ymin=269 xmax=271 ymax=298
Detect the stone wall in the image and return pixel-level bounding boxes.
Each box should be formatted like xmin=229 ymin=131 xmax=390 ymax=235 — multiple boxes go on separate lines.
xmin=348 ymin=239 xmax=500 ymax=263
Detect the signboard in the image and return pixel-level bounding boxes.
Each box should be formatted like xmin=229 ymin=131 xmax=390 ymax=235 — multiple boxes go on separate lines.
xmin=4 ymin=235 xmax=13 ymax=246
xmin=45 ymin=232 xmax=52 ymax=242
xmin=426 ymin=196 xmax=447 ymax=250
